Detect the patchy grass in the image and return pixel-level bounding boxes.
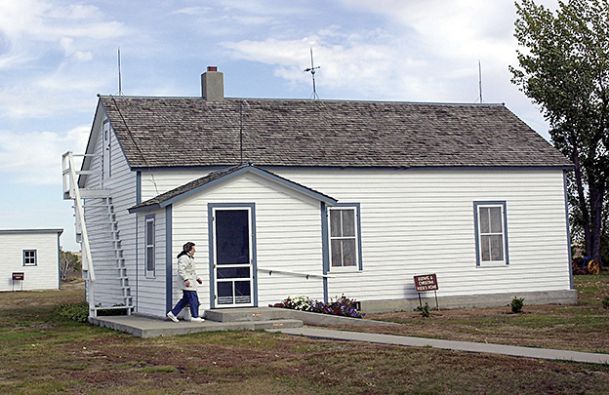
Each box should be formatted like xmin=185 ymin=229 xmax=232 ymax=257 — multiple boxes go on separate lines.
xmin=357 ymin=272 xmax=609 ymax=354
xmin=1 ymin=280 xmax=609 ymax=394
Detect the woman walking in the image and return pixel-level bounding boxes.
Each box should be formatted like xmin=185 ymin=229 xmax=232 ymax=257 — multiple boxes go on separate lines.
xmin=166 ymin=242 xmax=205 ymax=322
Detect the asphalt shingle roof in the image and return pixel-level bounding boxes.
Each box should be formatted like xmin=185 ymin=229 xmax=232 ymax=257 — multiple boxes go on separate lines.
xmin=99 ymin=95 xmax=571 ymax=169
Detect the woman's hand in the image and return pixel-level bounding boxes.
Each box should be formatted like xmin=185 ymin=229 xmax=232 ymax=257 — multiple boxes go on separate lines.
xmin=196 ymin=277 xmax=203 ymax=284
xmin=184 ymin=280 xmax=191 ymax=288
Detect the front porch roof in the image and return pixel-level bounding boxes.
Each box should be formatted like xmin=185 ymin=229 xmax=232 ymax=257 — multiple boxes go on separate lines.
xmin=128 ymin=163 xmax=338 ymax=213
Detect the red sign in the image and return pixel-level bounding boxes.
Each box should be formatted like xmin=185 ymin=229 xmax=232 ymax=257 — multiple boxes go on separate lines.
xmin=414 ymin=274 xmax=438 ymax=292
xmin=12 ymin=272 xmax=24 ymax=281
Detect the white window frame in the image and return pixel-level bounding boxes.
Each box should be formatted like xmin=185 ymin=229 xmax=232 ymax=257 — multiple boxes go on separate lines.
xmin=475 ymin=202 xmax=508 ymax=266
xmin=327 ymin=206 xmax=361 ymax=272
xmin=145 ymin=215 xmax=155 ymax=278
xmin=23 ymin=249 xmax=37 ymax=266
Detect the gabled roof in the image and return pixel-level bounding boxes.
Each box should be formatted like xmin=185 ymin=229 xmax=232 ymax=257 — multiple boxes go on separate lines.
xmin=129 ymin=164 xmax=337 ymax=213
xmin=99 ymin=96 xmax=572 ymax=169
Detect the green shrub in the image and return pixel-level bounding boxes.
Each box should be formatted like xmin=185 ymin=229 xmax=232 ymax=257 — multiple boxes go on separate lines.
xmin=602 ymin=297 xmax=609 ymax=310
xmin=511 ymin=297 xmax=525 ymax=314
xmin=415 ymin=303 xmax=431 ymax=318
xmin=57 ymin=303 xmax=89 ymax=323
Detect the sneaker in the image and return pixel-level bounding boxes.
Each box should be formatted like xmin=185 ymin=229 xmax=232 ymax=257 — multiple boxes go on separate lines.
xmin=166 ymin=311 xmax=179 ymax=322
xmin=190 ymin=317 xmax=205 ymax=322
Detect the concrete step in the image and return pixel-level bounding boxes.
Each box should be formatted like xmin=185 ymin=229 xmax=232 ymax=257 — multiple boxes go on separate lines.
xmin=206 ymin=307 xmax=292 ymax=322
xmin=90 ymin=316 xmax=303 ymax=338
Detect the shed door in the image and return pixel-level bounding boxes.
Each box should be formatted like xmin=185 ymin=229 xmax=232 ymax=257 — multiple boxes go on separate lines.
xmin=212 ymin=207 xmax=254 ymax=307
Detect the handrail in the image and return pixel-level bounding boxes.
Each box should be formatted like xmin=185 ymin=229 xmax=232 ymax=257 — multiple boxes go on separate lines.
xmin=257 ymin=267 xmax=333 ymax=279
xmin=62 ymin=151 xmax=95 ymax=282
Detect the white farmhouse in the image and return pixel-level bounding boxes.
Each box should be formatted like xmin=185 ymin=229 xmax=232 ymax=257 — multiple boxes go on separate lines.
xmin=63 ymin=67 xmax=575 ymax=318
xmin=0 ymin=229 xmax=63 ymax=292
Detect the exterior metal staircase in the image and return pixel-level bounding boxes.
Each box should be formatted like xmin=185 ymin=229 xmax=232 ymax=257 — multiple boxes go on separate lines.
xmin=62 ymin=151 xmax=133 ymax=317
xmin=104 ymin=197 xmax=133 ymax=313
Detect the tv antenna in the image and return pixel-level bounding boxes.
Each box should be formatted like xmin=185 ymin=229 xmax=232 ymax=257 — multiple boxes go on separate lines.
xmin=304 ymin=47 xmax=320 ymax=100
xmin=118 ymin=47 xmax=123 ymax=96
xmin=478 ymin=60 xmax=482 ymax=103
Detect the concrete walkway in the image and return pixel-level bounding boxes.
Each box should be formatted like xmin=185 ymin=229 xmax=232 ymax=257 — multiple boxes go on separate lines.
xmin=269 ymin=327 xmax=609 ymax=365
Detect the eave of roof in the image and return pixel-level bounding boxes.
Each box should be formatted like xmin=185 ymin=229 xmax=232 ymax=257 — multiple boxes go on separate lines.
xmin=128 ymin=163 xmax=337 ymax=213
xmin=0 ymin=229 xmax=64 ymax=235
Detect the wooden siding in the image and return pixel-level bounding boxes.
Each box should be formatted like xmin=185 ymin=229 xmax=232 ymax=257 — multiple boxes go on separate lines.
xmin=83 ymin=114 xmax=137 ymax=309
xmin=171 ymin=173 xmax=324 ymax=310
xmin=274 ymin=168 xmax=570 ymax=301
xmin=135 ymin=210 xmax=166 ymax=316
xmin=0 ymin=233 xmax=60 ymax=291
xmin=151 ymin=167 xmax=569 ymax=309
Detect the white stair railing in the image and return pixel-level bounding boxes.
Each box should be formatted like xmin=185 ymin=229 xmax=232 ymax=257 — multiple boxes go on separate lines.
xmin=62 ymin=151 xmax=95 ymax=282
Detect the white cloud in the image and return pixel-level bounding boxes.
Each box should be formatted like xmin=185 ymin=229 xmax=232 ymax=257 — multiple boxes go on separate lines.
xmin=223 ymin=1 xmax=554 ymax=137
xmin=0 ymin=125 xmax=89 ymax=185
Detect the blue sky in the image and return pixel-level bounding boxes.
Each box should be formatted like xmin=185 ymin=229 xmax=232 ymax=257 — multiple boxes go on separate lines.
xmin=0 ymin=0 xmax=558 ymax=250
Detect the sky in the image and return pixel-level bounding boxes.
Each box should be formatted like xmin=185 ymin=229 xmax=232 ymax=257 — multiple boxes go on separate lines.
xmin=0 ymin=0 xmax=559 ymax=251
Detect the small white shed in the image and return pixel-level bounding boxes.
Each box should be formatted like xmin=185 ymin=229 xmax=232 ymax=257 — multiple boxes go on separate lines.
xmin=0 ymin=229 xmax=63 ymax=292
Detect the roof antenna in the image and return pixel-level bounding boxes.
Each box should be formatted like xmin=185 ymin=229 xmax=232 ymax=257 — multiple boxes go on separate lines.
xmin=304 ymin=47 xmax=320 ymax=100
xmin=118 ymin=47 xmax=123 ymax=96
xmin=478 ymin=60 xmax=482 ymax=103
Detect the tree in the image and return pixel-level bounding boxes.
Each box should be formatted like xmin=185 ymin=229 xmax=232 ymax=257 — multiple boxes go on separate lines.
xmin=60 ymin=249 xmax=82 ymax=280
xmin=511 ymin=0 xmax=609 ymax=261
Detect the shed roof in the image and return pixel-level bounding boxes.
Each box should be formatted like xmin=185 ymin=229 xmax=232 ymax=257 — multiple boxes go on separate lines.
xmin=99 ymin=96 xmax=571 ymax=169
xmin=129 ymin=163 xmax=337 ymax=213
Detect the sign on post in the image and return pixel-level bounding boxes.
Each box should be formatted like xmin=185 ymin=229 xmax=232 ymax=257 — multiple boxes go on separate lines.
xmin=12 ymin=272 xmax=24 ymax=281
xmin=414 ymin=274 xmax=438 ymax=291
xmin=413 ymin=274 xmax=439 ymax=310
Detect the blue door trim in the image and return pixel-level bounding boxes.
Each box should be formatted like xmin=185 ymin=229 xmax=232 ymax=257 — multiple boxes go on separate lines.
xmin=207 ymin=202 xmax=258 ymax=309
xmin=165 ymin=205 xmax=173 ymax=313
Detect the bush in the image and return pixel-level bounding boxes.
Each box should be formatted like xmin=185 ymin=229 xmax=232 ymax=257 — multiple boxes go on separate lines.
xmin=414 ymin=303 xmax=431 ymax=318
xmin=271 ymin=295 xmax=365 ymax=318
xmin=57 ymin=303 xmax=89 ymax=323
xmin=511 ymin=297 xmax=525 ymax=314
xmin=602 ymin=297 xmax=609 ymax=310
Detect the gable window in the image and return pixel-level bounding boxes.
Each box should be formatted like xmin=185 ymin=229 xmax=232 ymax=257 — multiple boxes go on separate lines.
xmin=102 ymin=121 xmax=111 ymax=180
xmin=474 ymin=201 xmax=509 ymax=266
xmin=328 ymin=204 xmax=362 ymax=270
xmin=145 ymin=215 xmax=155 ymax=278
xmin=23 ymin=250 xmax=37 ymax=266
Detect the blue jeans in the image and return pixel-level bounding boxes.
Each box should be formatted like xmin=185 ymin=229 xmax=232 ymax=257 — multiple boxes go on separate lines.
xmin=170 ymin=290 xmax=200 ymax=318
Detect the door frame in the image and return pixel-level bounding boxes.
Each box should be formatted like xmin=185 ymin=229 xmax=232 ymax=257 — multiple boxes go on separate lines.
xmin=207 ymin=202 xmax=258 ymax=309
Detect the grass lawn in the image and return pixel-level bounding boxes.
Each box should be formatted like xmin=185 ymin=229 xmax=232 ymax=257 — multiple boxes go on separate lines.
xmin=354 ymin=273 xmax=609 ymax=354
xmin=0 ymin=280 xmax=608 ymax=394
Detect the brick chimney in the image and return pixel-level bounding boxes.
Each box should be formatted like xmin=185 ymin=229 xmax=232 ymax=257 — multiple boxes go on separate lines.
xmin=201 ymin=66 xmax=224 ymax=101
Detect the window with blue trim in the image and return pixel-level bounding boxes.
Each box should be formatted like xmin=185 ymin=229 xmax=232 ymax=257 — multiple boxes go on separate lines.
xmin=328 ymin=207 xmax=360 ymax=268
xmin=145 ymin=216 xmax=155 ymax=277
xmin=475 ymin=203 xmax=508 ymax=265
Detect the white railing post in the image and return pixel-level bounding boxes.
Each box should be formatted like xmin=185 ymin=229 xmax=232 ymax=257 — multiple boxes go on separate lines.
xmin=66 ymin=153 xmax=95 ymax=282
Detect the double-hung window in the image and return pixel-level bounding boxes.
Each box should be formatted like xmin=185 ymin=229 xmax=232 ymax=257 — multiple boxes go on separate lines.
xmin=474 ymin=201 xmax=509 ymax=266
xmin=328 ymin=205 xmax=362 ymax=270
xmin=23 ymin=250 xmax=37 ymax=266
xmin=145 ymin=215 xmax=155 ymax=277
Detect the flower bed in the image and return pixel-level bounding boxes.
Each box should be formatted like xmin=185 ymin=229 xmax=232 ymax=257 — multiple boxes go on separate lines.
xmin=270 ymin=295 xmax=365 ymax=319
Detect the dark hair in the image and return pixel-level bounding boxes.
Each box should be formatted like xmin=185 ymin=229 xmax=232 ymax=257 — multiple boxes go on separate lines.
xmin=177 ymin=242 xmax=195 ymax=258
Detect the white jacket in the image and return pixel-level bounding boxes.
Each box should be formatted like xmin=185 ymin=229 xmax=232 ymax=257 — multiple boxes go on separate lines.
xmin=177 ymin=254 xmax=198 ymax=291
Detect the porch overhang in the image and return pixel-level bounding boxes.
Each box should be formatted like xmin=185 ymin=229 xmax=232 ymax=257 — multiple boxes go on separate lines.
xmin=128 ymin=163 xmax=338 ymax=214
